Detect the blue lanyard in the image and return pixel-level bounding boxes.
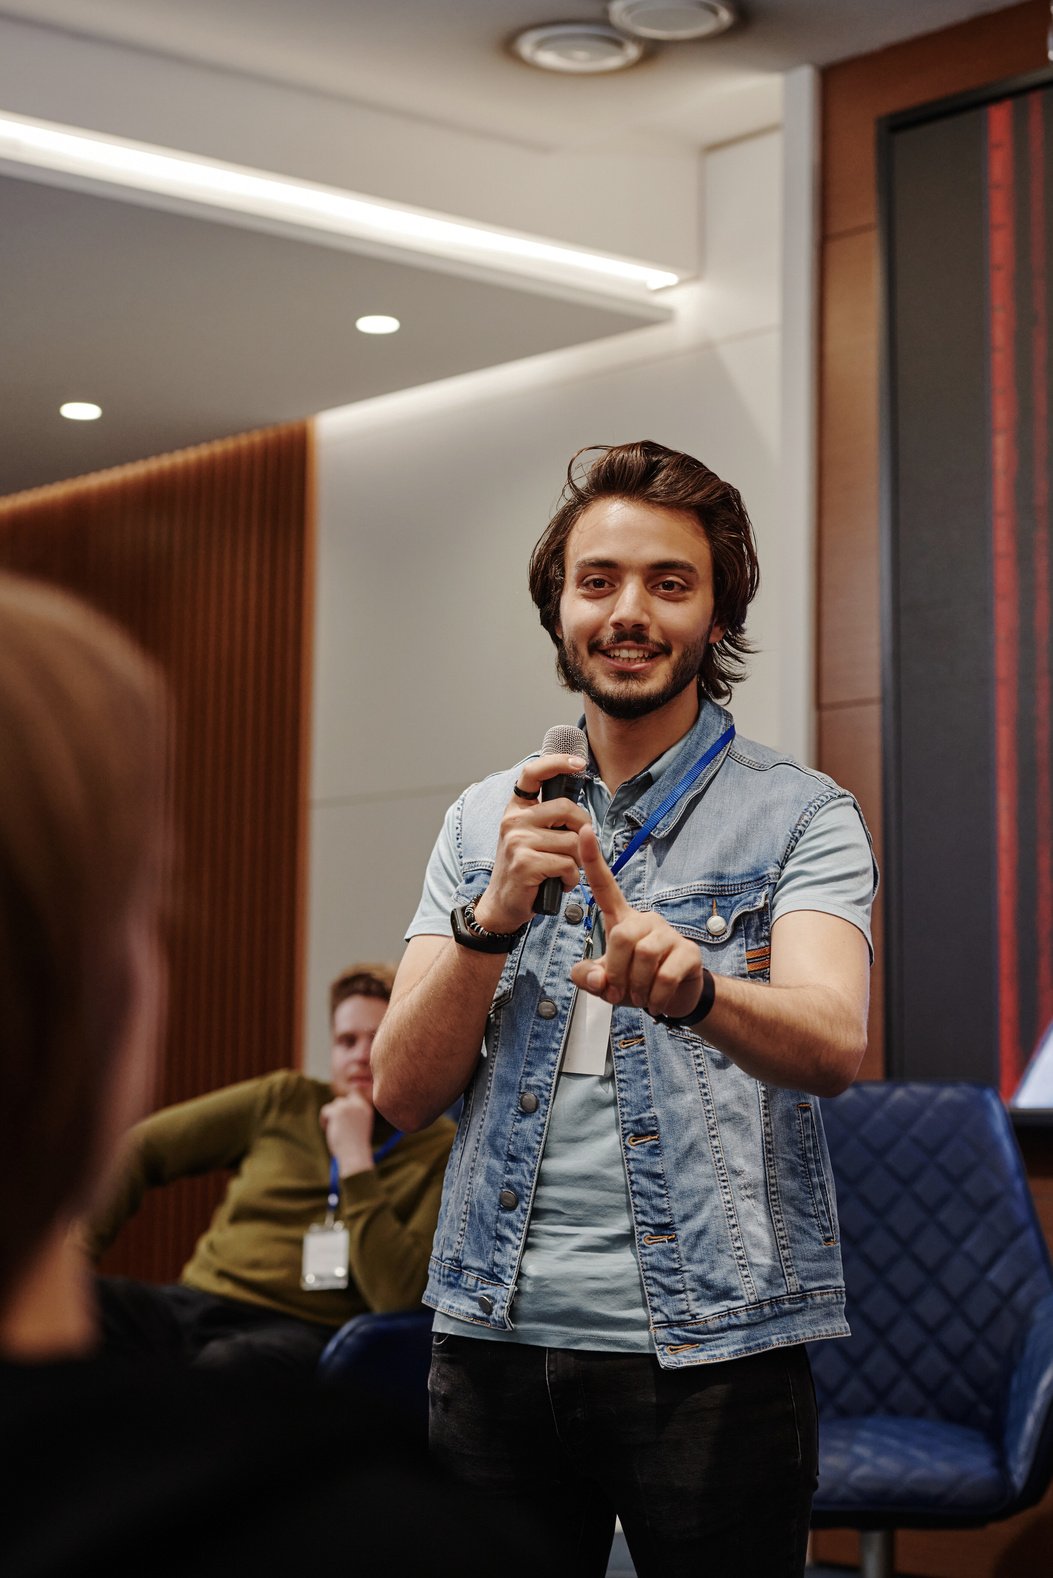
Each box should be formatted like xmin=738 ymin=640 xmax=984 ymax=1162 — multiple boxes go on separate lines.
xmin=372 ymin=1129 xmax=404 ymax=1163
xmin=326 ymin=1130 xmax=404 ymax=1211
xmin=583 ymin=723 xmax=735 ymax=930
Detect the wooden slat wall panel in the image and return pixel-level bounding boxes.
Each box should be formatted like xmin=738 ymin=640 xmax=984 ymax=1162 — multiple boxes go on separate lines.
xmin=0 ymin=423 xmax=313 ymax=1283
xmin=815 ymin=4 xmax=1053 ymax=1573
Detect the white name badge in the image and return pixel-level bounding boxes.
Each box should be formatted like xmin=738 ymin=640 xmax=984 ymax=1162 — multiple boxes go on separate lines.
xmin=561 ymin=988 xmax=613 ymax=1076
xmin=300 ymin=1224 xmax=349 ymax=1290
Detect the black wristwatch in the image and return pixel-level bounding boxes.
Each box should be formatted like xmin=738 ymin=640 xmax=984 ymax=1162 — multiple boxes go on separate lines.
xmin=450 ymin=898 xmax=527 ymax=954
xmin=654 ymin=968 xmax=716 ymax=1028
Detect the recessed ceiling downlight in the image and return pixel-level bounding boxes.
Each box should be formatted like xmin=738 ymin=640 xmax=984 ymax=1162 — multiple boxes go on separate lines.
xmin=608 ymin=0 xmax=737 ymax=41
xmin=355 ymin=315 xmax=400 ymax=335
xmin=511 ymin=22 xmax=647 ymax=74
xmin=59 ymin=401 xmax=102 ymax=421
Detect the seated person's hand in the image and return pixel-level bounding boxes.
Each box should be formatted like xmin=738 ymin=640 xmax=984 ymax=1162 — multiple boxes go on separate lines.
xmin=320 ymin=1090 xmax=375 ymax=1177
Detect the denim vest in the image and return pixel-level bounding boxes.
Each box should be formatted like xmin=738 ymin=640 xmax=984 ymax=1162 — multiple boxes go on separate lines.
xmin=424 ymin=702 xmax=873 ymax=1368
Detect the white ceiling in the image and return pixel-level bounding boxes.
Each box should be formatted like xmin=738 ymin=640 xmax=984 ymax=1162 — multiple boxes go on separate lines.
xmin=0 ymin=0 xmax=1024 ymax=147
xmin=0 ymin=0 xmax=1028 ymax=495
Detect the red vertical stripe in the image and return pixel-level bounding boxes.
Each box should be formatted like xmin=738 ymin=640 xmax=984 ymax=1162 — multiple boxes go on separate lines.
xmin=988 ymin=101 xmax=1022 ymax=1099
xmin=1029 ymin=92 xmax=1053 ymax=1037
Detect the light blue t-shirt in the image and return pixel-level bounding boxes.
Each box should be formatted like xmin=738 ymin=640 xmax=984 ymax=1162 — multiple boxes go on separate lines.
xmin=413 ymin=739 xmax=875 ymax=1351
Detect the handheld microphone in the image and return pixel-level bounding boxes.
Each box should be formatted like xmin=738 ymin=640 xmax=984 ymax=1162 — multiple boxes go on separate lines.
xmin=533 ymin=723 xmax=588 ymax=916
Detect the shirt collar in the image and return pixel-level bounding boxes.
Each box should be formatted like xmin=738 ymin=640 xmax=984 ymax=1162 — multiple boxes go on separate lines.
xmin=582 ymin=696 xmax=735 ymax=832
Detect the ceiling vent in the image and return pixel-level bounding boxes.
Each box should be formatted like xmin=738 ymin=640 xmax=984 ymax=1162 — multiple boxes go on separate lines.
xmin=510 ymin=22 xmax=647 ymax=74
xmin=607 ymin=1 xmax=738 ymax=41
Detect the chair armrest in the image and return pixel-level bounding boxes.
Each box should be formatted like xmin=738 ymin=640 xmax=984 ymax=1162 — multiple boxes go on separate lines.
xmin=1003 ymin=1291 xmax=1053 ymax=1506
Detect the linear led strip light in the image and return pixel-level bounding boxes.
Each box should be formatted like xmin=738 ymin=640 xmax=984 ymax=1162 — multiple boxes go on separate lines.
xmin=0 ymin=110 xmax=681 ymax=298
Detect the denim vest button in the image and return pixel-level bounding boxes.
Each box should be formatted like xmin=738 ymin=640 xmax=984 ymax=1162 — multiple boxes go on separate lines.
xmin=564 ymin=901 xmax=584 ymax=923
xmin=706 ymin=913 xmax=728 ymax=936
xmin=537 ymin=998 xmax=558 ymax=1018
xmin=519 ymin=1091 xmax=539 ymax=1113
xmin=477 ymin=1294 xmax=494 ymax=1314
xmin=498 ymin=1189 xmax=518 ymax=1210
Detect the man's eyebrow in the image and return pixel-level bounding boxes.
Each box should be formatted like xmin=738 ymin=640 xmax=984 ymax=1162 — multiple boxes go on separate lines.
xmin=571 ymin=556 xmax=699 ymax=573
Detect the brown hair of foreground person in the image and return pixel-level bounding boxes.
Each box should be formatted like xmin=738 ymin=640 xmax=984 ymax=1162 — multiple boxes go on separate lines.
xmin=0 ymin=574 xmax=168 ymax=1324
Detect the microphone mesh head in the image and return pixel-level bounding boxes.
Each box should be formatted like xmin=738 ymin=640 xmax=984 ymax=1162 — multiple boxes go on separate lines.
xmin=541 ymin=724 xmax=588 ymax=761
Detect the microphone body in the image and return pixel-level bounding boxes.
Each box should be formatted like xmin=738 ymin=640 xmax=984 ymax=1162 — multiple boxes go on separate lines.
xmin=533 ymin=724 xmax=587 ymax=916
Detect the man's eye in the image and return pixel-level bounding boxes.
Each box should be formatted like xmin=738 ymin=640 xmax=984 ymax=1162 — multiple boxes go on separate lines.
xmin=656 ymin=579 xmax=687 ymax=593
xmin=581 ymin=577 xmax=611 ymax=592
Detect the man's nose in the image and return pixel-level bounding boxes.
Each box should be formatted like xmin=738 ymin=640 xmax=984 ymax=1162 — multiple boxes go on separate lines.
xmin=610 ymin=579 xmax=649 ymax=629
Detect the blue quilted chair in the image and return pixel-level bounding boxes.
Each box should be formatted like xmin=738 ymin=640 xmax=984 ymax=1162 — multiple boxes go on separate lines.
xmin=318 ymin=1309 xmax=433 ymax=1438
xmin=809 ymin=1081 xmax=1053 ymax=1578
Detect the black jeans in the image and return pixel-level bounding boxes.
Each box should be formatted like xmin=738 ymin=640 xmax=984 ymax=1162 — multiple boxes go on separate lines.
xmin=428 ymin=1335 xmax=818 ymax=1578
xmin=94 ymin=1276 xmax=335 ymax=1379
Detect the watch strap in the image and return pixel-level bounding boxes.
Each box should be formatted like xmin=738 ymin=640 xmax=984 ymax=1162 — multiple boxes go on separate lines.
xmin=450 ymin=898 xmax=526 ymax=954
xmin=654 ymin=967 xmax=716 ymax=1029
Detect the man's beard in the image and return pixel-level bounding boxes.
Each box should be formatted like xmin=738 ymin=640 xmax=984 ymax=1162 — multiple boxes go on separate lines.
xmin=558 ymin=631 xmax=709 ymax=720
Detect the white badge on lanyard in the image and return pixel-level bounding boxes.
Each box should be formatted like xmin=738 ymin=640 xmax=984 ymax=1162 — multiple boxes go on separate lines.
xmin=562 ymin=992 xmax=613 ymax=1076
xmin=301 ymin=1157 xmax=349 ymax=1291
xmin=561 ymin=928 xmax=613 ymax=1076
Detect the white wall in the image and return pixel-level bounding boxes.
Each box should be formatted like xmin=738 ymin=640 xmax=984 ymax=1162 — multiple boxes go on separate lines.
xmin=305 ymin=125 xmax=803 ymax=1074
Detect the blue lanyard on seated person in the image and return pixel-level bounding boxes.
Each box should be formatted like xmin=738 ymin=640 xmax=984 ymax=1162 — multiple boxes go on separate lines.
xmin=583 ymin=723 xmax=735 ymax=935
xmin=324 ymin=1131 xmax=404 ymax=1225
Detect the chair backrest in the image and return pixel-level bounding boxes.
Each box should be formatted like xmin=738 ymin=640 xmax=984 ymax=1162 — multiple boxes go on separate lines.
xmin=810 ymin=1081 xmax=1053 ymax=1437
xmin=318 ymin=1310 xmax=432 ymax=1438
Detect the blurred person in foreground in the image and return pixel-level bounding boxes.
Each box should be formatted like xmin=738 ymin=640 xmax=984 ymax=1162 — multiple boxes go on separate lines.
xmin=0 ymin=574 xmax=526 ymax=1578
xmin=89 ymin=961 xmax=453 ymax=1378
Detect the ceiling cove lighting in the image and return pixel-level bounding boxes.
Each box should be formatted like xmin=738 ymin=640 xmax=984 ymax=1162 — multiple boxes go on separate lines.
xmin=355 ymin=315 xmax=400 ymax=335
xmin=0 ymin=111 xmax=681 ymax=296
xmin=59 ymin=401 xmax=102 ymax=421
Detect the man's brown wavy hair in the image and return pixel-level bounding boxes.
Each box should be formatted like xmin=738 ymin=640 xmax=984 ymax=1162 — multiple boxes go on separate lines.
xmin=528 ymin=441 xmax=760 ymax=703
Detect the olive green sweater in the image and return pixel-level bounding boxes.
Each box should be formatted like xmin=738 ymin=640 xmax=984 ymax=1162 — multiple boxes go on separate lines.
xmin=88 ymin=1072 xmax=454 ymax=1328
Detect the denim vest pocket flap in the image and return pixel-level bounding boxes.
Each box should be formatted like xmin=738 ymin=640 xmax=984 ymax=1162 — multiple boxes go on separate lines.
xmin=649 ymin=880 xmax=771 ymax=978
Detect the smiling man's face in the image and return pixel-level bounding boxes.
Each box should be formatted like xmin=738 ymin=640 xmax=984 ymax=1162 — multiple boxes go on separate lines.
xmin=556 ymin=497 xmax=722 ymax=723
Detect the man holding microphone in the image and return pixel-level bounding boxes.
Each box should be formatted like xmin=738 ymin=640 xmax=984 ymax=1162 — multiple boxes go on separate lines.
xmin=372 ymin=440 xmax=877 ymax=1578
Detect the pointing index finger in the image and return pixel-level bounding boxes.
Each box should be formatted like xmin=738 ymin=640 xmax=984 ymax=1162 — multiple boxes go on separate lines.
xmin=578 ymin=823 xmax=630 ymax=922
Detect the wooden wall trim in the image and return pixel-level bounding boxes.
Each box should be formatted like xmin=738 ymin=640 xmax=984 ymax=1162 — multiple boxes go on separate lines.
xmin=823 ymin=1 xmax=1048 ymax=238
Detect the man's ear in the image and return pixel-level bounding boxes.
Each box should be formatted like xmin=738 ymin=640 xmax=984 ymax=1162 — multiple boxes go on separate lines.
xmin=709 ymin=624 xmax=725 ymax=645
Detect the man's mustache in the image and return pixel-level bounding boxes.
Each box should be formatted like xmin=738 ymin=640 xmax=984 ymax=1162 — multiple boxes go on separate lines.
xmin=588 ymin=634 xmax=671 ymax=656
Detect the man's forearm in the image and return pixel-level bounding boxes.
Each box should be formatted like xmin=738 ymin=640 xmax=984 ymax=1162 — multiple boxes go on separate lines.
xmin=371 ymin=938 xmax=506 ymax=1130
xmin=699 ymin=974 xmax=867 ymax=1097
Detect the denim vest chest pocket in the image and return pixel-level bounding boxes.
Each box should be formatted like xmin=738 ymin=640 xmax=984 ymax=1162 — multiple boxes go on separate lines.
xmin=647 ymin=878 xmax=772 ymax=983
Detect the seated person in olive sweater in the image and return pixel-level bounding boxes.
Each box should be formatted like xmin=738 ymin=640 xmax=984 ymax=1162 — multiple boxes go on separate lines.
xmin=89 ymin=963 xmax=454 ymax=1377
